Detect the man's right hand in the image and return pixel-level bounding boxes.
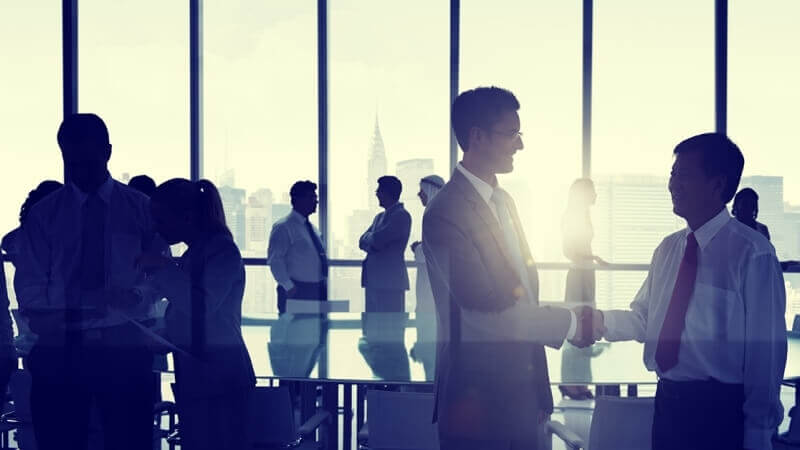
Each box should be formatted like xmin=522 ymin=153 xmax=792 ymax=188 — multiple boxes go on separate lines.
xmin=569 ymin=305 xmax=605 ymax=347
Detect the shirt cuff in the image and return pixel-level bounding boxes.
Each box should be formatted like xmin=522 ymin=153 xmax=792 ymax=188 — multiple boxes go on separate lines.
xmin=565 ymin=310 xmax=577 ymax=341
xmin=280 ymin=279 xmax=295 ymax=291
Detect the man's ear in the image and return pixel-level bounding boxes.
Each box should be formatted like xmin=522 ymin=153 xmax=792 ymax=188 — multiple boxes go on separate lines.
xmin=103 ymin=144 xmax=112 ymax=162
xmin=468 ymin=126 xmax=484 ymax=148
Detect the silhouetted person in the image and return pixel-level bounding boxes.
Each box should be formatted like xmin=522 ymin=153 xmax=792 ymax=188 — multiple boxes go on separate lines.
xmin=359 ymin=175 xmax=411 ymax=313
xmin=139 ymin=178 xmax=255 ymax=450
xmin=128 ymin=174 xmax=156 ymax=197
xmin=1 ymin=180 xmax=62 ymax=264
xmin=560 ymin=178 xmax=607 ymax=400
xmin=0 ymin=255 xmax=15 ymax=408
xmin=13 ymin=113 xmax=164 ymax=450
xmin=590 ymin=133 xmax=786 ymax=450
xmin=422 ymin=87 xmax=592 ymax=450
xmin=267 ymin=181 xmax=328 ymax=315
xmin=733 ymin=187 xmax=771 ymax=241
xmin=409 ymin=174 xmax=444 ymax=380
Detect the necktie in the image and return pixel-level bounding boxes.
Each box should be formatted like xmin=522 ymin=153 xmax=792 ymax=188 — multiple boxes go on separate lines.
xmin=304 ymin=219 xmax=328 ymax=277
xmin=79 ymin=193 xmax=106 ymax=311
xmin=490 ymin=190 xmax=534 ymax=304
xmin=655 ymin=232 xmax=698 ymax=372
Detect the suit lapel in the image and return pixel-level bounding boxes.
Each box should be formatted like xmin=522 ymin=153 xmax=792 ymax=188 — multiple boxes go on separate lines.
xmin=450 ymin=171 xmax=516 ymax=270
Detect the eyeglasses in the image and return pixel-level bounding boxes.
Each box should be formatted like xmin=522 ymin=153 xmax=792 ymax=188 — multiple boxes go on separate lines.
xmin=490 ymin=129 xmax=524 ymax=139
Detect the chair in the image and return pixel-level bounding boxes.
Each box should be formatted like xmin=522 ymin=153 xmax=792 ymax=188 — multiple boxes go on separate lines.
xmin=248 ymin=386 xmax=330 ymax=449
xmin=7 ymin=370 xmax=35 ymax=450
xmin=548 ymin=396 xmax=655 ymax=450
xmin=359 ymin=390 xmax=439 ymax=450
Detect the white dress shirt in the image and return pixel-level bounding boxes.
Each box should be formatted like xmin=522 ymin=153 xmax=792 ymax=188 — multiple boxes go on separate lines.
xmin=603 ymin=208 xmax=787 ymax=449
xmin=14 ymin=176 xmax=163 ymax=329
xmin=267 ymin=210 xmax=326 ymax=291
xmin=454 ymin=163 xmax=578 ymax=343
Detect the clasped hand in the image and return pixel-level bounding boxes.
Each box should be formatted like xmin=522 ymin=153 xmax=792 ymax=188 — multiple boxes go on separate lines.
xmin=568 ymin=305 xmax=606 ymax=348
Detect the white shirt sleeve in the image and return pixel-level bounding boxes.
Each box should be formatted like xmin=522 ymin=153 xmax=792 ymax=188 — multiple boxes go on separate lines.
xmin=602 ymin=256 xmax=654 ymax=343
xmin=741 ymin=252 xmax=787 ymax=450
xmin=267 ymin=224 xmax=294 ymax=291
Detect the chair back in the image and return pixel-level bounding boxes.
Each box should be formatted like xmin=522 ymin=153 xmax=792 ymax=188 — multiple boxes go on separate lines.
xmin=588 ymin=396 xmax=654 ymax=450
xmin=248 ymin=386 xmax=299 ymax=448
xmin=366 ymin=390 xmax=438 ymax=450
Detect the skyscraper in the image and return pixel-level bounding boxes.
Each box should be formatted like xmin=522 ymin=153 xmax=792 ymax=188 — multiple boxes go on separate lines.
xmin=366 ymin=114 xmax=387 ymax=211
xmin=593 ymin=174 xmax=683 ymax=310
xmin=218 ymin=185 xmax=247 ymax=250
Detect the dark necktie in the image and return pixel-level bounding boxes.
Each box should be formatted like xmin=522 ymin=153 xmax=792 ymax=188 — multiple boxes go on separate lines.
xmin=78 ymin=193 xmax=106 ymax=313
xmin=655 ymin=232 xmax=698 ymax=372
xmin=304 ymin=219 xmax=328 ymax=277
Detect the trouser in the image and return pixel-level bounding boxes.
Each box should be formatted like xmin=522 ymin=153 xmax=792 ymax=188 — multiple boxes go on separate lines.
xmin=176 ymin=387 xmax=253 ymax=450
xmin=28 ymin=324 xmax=154 ymax=450
xmin=277 ymin=279 xmax=327 ymax=315
xmin=653 ymin=378 xmax=745 ymax=450
xmin=364 ymin=287 xmax=405 ymax=312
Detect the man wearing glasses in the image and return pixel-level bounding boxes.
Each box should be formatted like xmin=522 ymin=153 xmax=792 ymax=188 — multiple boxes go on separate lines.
xmin=422 ymin=86 xmax=592 ymax=450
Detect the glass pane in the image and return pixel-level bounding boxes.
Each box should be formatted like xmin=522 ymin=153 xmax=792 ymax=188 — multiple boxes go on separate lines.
xmin=729 ymin=1 xmax=800 ymax=262
xmin=79 ymin=0 xmax=189 ymax=185
xmin=0 ymin=4 xmax=62 ymax=237
xmin=460 ymin=0 xmax=583 ymax=264
xmin=203 ymin=1 xmax=318 ymax=256
xmin=592 ymin=0 xmax=713 ymax=272
xmin=329 ymin=0 xmax=450 ymax=263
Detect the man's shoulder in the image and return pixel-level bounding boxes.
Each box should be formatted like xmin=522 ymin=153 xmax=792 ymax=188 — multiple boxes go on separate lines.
xmin=113 ymin=180 xmax=151 ymax=209
xmin=723 ymin=218 xmax=776 ymax=257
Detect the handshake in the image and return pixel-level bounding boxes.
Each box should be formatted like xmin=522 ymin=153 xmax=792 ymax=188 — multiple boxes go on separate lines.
xmin=568 ymin=305 xmax=606 ymax=348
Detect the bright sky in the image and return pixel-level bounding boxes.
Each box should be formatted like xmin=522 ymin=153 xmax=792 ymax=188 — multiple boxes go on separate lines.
xmin=2 ymin=0 xmax=799 ymax=262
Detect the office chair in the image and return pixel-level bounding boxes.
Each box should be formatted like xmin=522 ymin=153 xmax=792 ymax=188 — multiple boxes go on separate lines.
xmin=359 ymin=390 xmax=439 ymax=450
xmin=548 ymin=396 xmax=654 ymax=450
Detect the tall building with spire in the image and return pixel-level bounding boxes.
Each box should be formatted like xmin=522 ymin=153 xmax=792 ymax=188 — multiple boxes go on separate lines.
xmin=366 ymin=114 xmax=387 ymax=211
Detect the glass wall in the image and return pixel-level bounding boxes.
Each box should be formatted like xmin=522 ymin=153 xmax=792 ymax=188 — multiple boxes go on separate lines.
xmin=592 ymin=0 xmax=714 ymax=309
xmin=79 ymin=0 xmax=189 ymax=185
xmin=328 ymin=0 xmax=450 ymax=312
xmin=0 ymin=4 xmax=63 ymax=240
xmin=729 ymin=0 xmax=800 ymax=325
xmin=203 ymin=1 xmax=318 ymax=315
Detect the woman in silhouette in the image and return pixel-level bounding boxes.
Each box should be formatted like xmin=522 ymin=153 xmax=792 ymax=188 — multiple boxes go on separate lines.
xmin=138 ymin=178 xmax=255 ymax=450
xmin=560 ymin=178 xmax=606 ymax=400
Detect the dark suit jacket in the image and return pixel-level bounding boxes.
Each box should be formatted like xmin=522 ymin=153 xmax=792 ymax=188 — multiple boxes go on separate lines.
xmin=359 ymin=203 xmax=412 ymax=290
xmin=422 ymin=169 xmax=571 ymax=441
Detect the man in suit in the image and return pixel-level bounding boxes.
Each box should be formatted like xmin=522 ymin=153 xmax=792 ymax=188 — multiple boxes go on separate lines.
xmin=359 ymin=175 xmax=412 ymax=313
xmin=423 ymin=86 xmax=592 ymax=450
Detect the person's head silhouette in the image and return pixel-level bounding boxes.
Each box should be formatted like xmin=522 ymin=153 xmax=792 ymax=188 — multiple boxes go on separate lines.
xmin=290 ymin=180 xmax=318 ymax=218
xmin=732 ymin=188 xmax=759 ymax=225
xmin=19 ymin=180 xmax=62 ymax=225
xmin=376 ymin=176 xmax=402 ymax=209
xmin=567 ymin=178 xmax=597 ymax=211
xmin=418 ymin=175 xmax=444 ymax=207
xmin=150 ymin=178 xmax=229 ymax=246
xmin=57 ymin=113 xmax=111 ymax=194
xmin=128 ymin=175 xmax=157 ymax=197
xmin=669 ymin=133 xmax=744 ymax=229
xmin=452 ymin=86 xmax=523 ymax=181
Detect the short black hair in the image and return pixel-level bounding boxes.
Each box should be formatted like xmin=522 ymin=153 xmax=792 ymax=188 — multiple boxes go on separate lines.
xmin=377 ymin=175 xmax=402 ymax=202
xmin=57 ymin=113 xmax=110 ymax=157
xmin=451 ymin=86 xmax=520 ymax=152
xmin=290 ymin=180 xmax=317 ymax=207
xmin=129 ymin=175 xmax=156 ymax=197
xmin=673 ymin=133 xmax=744 ymax=204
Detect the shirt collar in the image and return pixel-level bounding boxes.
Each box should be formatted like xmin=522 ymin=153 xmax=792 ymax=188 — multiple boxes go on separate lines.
xmin=385 ymin=202 xmax=403 ymax=213
xmin=690 ymin=207 xmax=731 ymax=250
xmin=68 ymin=175 xmax=115 ymax=205
xmin=456 ymin=162 xmax=496 ymax=206
xmin=290 ymin=209 xmax=307 ymax=223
